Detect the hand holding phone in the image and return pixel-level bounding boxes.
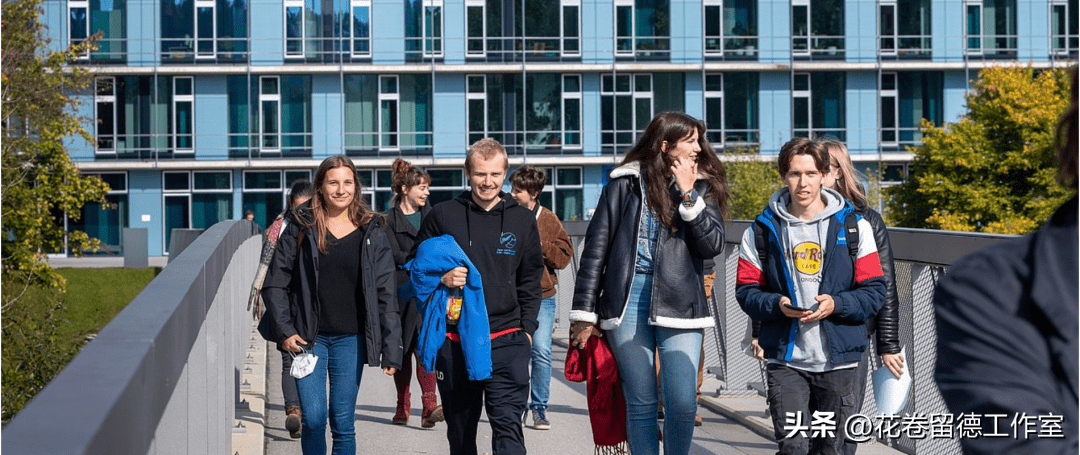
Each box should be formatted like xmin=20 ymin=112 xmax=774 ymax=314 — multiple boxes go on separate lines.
xmin=779 ymin=297 xmax=812 ymax=318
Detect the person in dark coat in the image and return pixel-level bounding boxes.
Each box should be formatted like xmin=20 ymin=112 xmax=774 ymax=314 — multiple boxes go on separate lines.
xmin=261 ymin=155 xmax=402 ymax=455
xmin=570 ymin=112 xmax=729 ymax=455
xmin=933 ymin=68 xmax=1078 ymax=455
xmin=385 ymin=158 xmax=444 ymax=428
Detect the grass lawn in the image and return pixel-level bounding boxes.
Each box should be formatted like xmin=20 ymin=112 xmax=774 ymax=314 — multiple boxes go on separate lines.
xmin=2 ymin=267 xmax=159 ymax=422
xmin=52 ymin=268 xmax=159 ymax=341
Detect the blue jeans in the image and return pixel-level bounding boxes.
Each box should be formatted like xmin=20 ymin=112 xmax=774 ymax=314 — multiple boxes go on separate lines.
xmin=296 ymin=333 xmax=364 ymax=455
xmin=607 ymin=274 xmax=702 ymax=455
xmin=529 ymin=296 xmax=557 ymax=411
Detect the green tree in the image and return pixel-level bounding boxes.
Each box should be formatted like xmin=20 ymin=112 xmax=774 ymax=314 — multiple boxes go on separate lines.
xmin=2 ymin=0 xmax=108 ymax=292
xmin=887 ymin=66 xmax=1073 ymax=234
xmin=723 ymin=148 xmax=783 ymax=221
xmin=2 ymin=0 xmax=109 ymax=422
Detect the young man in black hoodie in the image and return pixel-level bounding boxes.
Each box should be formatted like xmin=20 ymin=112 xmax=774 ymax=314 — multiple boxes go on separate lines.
xmin=415 ymin=138 xmax=544 ymax=455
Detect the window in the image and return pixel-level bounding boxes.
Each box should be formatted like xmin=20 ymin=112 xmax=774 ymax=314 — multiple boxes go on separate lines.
xmin=351 ymin=0 xmax=371 ymax=58
xmin=427 ymin=168 xmax=466 ymax=207
xmin=161 ymin=0 xmax=247 ymax=62
xmin=1051 ymin=0 xmax=1079 ymax=57
xmin=703 ymin=73 xmax=759 ymax=150
xmin=259 ymin=76 xmax=281 ymax=153
xmin=467 ymin=75 xmax=488 ymax=145
xmin=880 ymin=72 xmax=943 ymax=149
xmin=519 ymin=0 xmax=580 ymax=58
xmin=793 ymin=72 xmax=846 ymax=141
xmin=94 ymin=76 xmax=192 ymax=157
xmin=242 ymin=170 xmax=311 ymax=230
xmin=70 ymin=0 xmax=126 ymax=62
xmin=344 ymin=74 xmax=432 ymax=156
xmin=68 ymin=172 xmax=128 ymax=255
xmin=354 ymin=168 xmax=392 ymax=211
xmin=614 ymin=0 xmax=671 ymax=58
xmin=283 ymin=0 xmax=304 ymax=58
xmin=163 ymin=171 xmax=232 ymax=251
xmin=465 ymin=74 xmax=523 ymax=153
xmin=173 ymin=77 xmax=194 ymax=153
xmin=465 ymin=0 xmax=503 ymax=58
xmin=69 ymin=0 xmax=88 ymax=57
xmin=792 ymin=0 xmax=844 ymax=59
xmin=703 ymin=0 xmax=757 ymax=58
xmin=602 ymin=74 xmax=653 ymax=152
xmin=562 ymin=75 xmax=582 ymax=149
xmin=95 ymin=77 xmax=117 ymax=153
xmin=406 ymin=0 xmax=443 ymax=59
xmin=379 ymin=76 xmax=399 ymax=150
xmin=965 ymin=0 xmax=1016 ymax=57
xmin=542 ymin=167 xmax=584 ymax=221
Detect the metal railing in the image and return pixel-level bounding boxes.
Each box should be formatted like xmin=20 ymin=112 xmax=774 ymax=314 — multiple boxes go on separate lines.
xmin=553 ymin=220 xmax=1014 ymax=455
xmin=1 ymin=220 xmax=261 ymax=455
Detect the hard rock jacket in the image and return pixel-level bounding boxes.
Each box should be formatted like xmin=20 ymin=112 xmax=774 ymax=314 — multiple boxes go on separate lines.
xmin=569 ymin=162 xmax=725 ymax=330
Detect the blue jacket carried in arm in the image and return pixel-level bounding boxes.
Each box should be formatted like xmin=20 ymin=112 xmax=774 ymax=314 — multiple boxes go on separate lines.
xmin=401 ymin=235 xmax=492 ymax=380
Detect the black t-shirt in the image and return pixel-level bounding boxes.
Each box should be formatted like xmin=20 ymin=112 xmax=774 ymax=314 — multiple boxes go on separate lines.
xmin=317 ymin=228 xmax=362 ymax=334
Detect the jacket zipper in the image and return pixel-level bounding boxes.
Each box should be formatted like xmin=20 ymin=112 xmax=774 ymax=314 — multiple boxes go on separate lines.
xmin=611 ymin=176 xmax=644 ymax=329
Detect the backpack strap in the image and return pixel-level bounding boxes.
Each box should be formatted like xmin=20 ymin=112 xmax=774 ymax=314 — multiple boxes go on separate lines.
xmin=843 ymin=214 xmax=859 ymax=263
xmin=753 ymin=220 xmax=768 ymax=267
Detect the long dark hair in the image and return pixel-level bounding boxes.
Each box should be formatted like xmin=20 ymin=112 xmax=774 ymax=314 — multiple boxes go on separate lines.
xmin=303 ymin=155 xmax=375 ymax=254
xmin=390 ymin=158 xmax=431 ymax=208
xmin=620 ymin=111 xmax=730 ymax=232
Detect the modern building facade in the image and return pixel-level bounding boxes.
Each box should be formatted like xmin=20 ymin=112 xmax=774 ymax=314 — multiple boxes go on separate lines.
xmin=45 ymin=0 xmax=1077 ymax=256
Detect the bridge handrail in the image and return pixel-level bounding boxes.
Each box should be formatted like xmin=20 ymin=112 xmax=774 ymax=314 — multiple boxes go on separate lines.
xmin=2 ymin=220 xmax=258 ymax=455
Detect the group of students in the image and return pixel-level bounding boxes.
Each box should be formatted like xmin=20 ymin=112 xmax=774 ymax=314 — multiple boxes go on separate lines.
xmin=247 ymin=93 xmax=1077 ymax=455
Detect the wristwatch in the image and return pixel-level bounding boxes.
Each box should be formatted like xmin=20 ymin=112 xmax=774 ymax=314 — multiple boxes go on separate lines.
xmin=681 ymin=189 xmax=699 ymax=208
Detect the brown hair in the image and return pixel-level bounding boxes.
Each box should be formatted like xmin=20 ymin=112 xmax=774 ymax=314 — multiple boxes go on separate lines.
xmin=509 ymin=165 xmax=546 ymax=198
xmin=1057 ymin=67 xmax=1078 ymax=191
xmin=777 ymin=137 xmax=830 ymax=177
xmin=821 ymin=140 xmax=867 ymax=207
xmin=465 ymin=138 xmax=509 ymax=175
xmin=303 ymin=155 xmax=374 ymax=255
xmin=619 ymin=111 xmax=730 ymax=233
xmin=391 ymin=158 xmax=431 ymax=207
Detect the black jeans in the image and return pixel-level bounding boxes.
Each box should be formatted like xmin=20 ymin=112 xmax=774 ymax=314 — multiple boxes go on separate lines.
xmin=280 ymin=350 xmax=300 ymax=408
xmin=766 ymin=363 xmax=857 ymax=455
xmin=436 ymin=330 xmax=530 ymax=455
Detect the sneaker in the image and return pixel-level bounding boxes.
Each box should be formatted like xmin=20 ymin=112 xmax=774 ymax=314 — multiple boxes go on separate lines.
xmin=532 ymin=409 xmax=551 ymax=430
xmin=285 ymin=405 xmax=302 ymax=439
xmin=421 ymin=405 xmax=444 ymax=429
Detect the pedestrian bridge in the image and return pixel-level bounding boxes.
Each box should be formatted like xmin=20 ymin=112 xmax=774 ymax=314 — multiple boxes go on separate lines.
xmin=1 ymin=219 xmax=1013 ymax=455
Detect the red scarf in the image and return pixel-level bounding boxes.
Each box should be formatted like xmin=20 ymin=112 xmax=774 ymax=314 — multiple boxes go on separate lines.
xmin=564 ymin=336 xmax=628 ymax=454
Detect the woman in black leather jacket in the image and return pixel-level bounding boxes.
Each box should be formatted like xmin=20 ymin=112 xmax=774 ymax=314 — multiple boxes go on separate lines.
xmin=569 ymin=111 xmax=728 ymax=455
xmin=821 ymin=140 xmax=903 ymax=455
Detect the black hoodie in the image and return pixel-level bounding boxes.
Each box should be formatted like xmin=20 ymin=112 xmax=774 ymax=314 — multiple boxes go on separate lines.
xmin=415 ymin=191 xmax=544 ymax=336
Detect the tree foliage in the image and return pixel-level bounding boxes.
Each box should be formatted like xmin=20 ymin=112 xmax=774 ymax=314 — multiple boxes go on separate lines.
xmin=723 ymin=148 xmax=783 ymax=221
xmin=887 ymin=66 xmax=1073 ymax=234
xmin=1 ymin=0 xmax=109 ymax=294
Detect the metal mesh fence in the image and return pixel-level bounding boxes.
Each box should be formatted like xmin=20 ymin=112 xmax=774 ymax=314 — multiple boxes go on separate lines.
xmin=552 ymin=227 xmax=995 ymax=455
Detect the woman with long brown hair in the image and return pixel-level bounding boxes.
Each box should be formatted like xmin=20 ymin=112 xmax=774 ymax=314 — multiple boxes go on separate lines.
xmin=384 ymin=158 xmax=444 ymax=428
xmin=569 ymin=111 xmax=728 ymax=455
xmin=262 ymin=155 xmax=402 ymax=455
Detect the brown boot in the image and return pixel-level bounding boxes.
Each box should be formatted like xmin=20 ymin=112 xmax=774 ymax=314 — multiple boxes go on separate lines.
xmin=285 ymin=405 xmax=302 ymax=439
xmin=392 ymin=394 xmax=410 ymax=425
xmin=421 ymin=405 xmax=444 ymax=429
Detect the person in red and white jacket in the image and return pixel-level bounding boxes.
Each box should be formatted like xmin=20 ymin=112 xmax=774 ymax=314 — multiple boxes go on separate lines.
xmin=735 ymin=137 xmax=886 ymax=455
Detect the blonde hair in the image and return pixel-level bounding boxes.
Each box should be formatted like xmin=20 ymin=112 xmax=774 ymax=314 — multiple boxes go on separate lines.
xmin=465 ymin=138 xmax=508 ymax=174
xmin=821 ymin=140 xmax=867 ymax=207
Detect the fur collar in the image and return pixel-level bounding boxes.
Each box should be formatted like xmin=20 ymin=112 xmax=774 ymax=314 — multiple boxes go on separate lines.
xmin=608 ymin=160 xmax=707 ymax=180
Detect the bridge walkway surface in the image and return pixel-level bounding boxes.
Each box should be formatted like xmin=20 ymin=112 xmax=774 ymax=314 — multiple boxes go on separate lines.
xmin=253 ymin=333 xmax=900 ymax=455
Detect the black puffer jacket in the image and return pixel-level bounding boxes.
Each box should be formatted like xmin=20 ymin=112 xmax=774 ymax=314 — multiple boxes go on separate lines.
xmin=261 ymin=203 xmax=403 ymax=370
xmin=858 ymin=205 xmax=900 ymax=355
xmin=570 ymin=162 xmax=725 ymax=330
xmin=749 ymin=203 xmax=900 ymax=355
